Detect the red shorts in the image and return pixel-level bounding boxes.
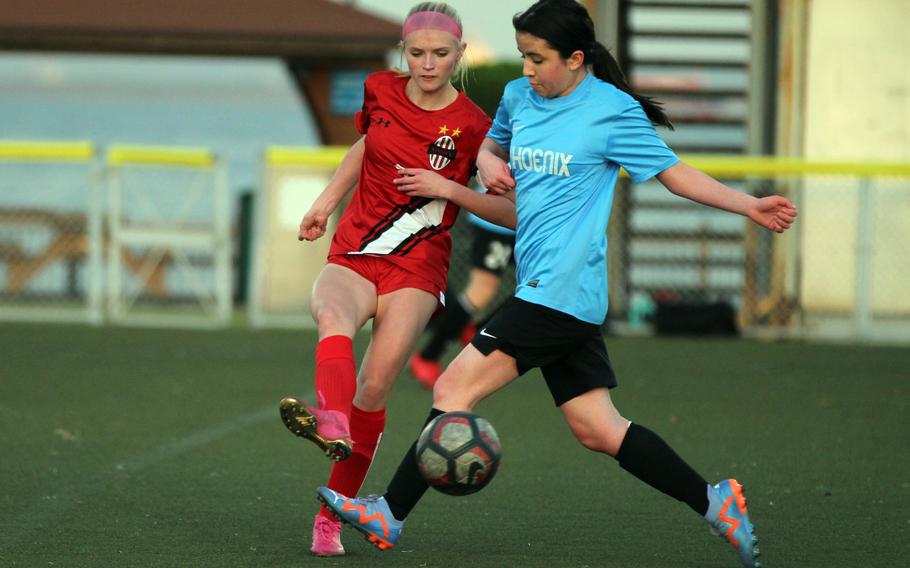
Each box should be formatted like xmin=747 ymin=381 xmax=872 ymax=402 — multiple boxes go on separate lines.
xmin=328 ymin=254 xmax=445 ymax=305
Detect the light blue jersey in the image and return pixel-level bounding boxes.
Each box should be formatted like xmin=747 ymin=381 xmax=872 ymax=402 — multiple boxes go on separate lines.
xmin=487 ymin=73 xmax=678 ymax=324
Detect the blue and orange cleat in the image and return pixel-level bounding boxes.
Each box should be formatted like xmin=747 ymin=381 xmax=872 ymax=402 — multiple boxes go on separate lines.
xmin=316 ymin=487 xmax=403 ymax=550
xmin=706 ymin=479 xmax=761 ymax=567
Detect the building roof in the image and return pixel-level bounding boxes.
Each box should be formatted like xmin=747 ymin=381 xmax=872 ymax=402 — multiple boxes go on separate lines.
xmin=0 ymin=0 xmax=402 ymax=58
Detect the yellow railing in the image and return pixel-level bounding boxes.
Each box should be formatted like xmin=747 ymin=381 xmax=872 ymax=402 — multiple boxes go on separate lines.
xmin=0 ymin=140 xmax=95 ymax=162
xmin=107 ymin=145 xmax=216 ymax=168
xmin=677 ymin=156 xmax=910 ymax=178
xmin=264 ymin=146 xmax=349 ymax=168
xmin=4 ymin=141 xmax=904 ymax=177
xmin=0 ymin=141 xmax=217 ymax=167
xmin=263 ymin=147 xmax=910 ymax=178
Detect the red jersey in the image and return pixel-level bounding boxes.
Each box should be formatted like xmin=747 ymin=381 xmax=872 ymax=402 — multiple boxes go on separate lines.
xmin=329 ymin=71 xmax=492 ymax=296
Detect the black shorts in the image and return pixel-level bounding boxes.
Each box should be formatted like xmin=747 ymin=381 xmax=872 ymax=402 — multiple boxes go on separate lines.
xmin=470 ymin=225 xmax=515 ymax=276
xmin=470 ymin=296 xmax=617 ymax=406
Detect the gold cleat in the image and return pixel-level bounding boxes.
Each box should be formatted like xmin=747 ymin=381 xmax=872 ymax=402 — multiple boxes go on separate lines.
xmin=279 ymin=397 xmax=352 ymax=461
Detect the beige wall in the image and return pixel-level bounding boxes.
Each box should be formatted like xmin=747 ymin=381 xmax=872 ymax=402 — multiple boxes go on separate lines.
xmin=251 ymin=166 xmax=338 ymax=327
xmin=800 ymin=0 xmax=910 ymax=314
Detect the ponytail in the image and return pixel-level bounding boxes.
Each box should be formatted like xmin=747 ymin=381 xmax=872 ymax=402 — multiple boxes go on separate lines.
xmin=514 ymin=0 xmax=672 ymax=129
xmin=588 ymin=42 xmax=673 ymax=130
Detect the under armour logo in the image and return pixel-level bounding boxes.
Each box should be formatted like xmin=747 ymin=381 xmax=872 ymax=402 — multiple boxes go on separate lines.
xmin=373 ymin=117 xmax=391 ymax=127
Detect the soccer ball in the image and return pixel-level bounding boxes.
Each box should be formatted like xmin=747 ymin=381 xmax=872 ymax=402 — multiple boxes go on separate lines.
xmin=415 ymin=411 xmax=502 ymax=496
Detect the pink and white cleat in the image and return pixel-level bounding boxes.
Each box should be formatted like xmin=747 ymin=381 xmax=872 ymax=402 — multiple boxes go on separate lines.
xmin=279 ymin=396 xmax=352 ymax=461
xmin=310 ymin=514 xmax=344 ymax=557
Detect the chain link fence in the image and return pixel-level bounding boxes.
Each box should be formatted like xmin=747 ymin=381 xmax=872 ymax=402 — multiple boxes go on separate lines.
xmin=105 ymin=145 xmax=230 ymax=327
xmin=4 ymin=143 xmax=908 ymax=342
xmin=444 ymin=158 xmax=910 ymax=341
xmin=0 ymin=142 xmax=229 ymax=327
xmin=0 ymin=141 xmax=102 ymax=323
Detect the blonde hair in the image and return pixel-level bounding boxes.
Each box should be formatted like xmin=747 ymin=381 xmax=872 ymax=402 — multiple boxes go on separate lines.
xmin=397 ymin=2 xmax=469 ymax=86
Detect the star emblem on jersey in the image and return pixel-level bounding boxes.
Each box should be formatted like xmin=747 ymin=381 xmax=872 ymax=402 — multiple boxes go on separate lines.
xmin=428 ymin=126 xmax=458 ymax=171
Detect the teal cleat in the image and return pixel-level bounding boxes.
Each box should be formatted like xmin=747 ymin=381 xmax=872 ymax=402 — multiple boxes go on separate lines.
xmin=317 ymin=487 xmax=404 ymax=550
xmin=706 ymin=479 xmax=761 ymax=568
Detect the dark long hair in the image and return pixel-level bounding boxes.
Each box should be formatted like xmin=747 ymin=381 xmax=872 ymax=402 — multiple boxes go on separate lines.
xmin=513 ymin=0 xmax=672 ymax=129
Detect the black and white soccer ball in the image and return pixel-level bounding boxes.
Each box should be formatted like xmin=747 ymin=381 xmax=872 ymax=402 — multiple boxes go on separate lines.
xmin=415 ymin=411 xmax=502 ymax=496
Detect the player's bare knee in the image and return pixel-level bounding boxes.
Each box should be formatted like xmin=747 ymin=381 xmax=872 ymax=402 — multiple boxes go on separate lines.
xmin=355 ymin=378 xmax=392 ymax=409
xmin=581 ymin=434 xmax=620 ymax=455
xmin=431 ymin=373 xmax=456 ymax=406
xmin=568 ymin=421 xmax=616 ymax=454
xmin=312 ymin=303 xmax=351 ymax=335
xmin=573 ymin=428 xmax=605 ymax=453
xmin=432 ymin=373 xmax=471 ymax=411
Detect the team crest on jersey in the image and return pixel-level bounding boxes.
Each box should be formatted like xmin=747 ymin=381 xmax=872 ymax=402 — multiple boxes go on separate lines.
xmin=427 ymin=125 xmax=460 ymax=171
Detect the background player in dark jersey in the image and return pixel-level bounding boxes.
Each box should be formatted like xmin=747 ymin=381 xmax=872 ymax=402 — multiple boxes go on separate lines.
xmin=277 ymin=2 xmax=513 ymax=557
xmin=318 ymin=2 xmax=796 ymax=567
xmin=409 ymin=201 xmax=515 ymax=389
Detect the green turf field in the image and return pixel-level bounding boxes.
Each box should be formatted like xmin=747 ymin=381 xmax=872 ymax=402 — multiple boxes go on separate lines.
xmin=1 ymin=322 xmax=907 ymax=567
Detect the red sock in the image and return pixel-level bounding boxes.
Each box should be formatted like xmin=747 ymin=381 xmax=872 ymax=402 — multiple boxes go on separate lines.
xmin=314 ymin=335 xmax=356 ymax=415
xmin=319 ymin=405 xmax=386 ymax=520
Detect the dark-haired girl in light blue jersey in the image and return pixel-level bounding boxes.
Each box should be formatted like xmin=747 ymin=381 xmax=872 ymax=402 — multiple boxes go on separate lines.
xmin=318 ymin=2 xmax=795 ymax=566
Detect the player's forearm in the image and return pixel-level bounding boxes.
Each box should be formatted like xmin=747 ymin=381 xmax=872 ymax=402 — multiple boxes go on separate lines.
xmin=657 ymin=161 xmax=758 ymax=217
xmin=316 ymin=137 xmax=365 ymax=212
xmin=443 ymin=181 xmax=516 ymax=229
xmin=480 ymin=137 xmax=508 ymax=162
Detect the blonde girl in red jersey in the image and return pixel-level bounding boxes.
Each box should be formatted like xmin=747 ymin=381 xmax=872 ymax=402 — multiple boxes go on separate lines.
xmin=278 ymin=2 xmax=515 ymax=557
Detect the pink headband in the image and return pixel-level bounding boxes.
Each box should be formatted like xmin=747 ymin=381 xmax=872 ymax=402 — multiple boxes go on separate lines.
xmin=402 ymin=11 xmax=463 ymax=40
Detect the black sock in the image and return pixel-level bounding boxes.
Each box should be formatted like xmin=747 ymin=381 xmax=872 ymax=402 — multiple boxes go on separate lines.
xmin=421 ymin=295 xmax=472 ymax=360
xmin=383 ymin=408 xmax=445 ymax=520
xmin=615 ymin=423 xmax=709 ymax=516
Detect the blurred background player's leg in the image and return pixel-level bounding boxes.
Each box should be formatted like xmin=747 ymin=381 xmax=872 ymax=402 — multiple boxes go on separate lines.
xmin=410 ymin=224 xmax=514 ymax=388
xmin=410 ymin=283 xmax=482 ymax=386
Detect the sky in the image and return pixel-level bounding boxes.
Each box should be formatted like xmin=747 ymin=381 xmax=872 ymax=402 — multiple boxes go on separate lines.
xmin=341 ymin=0 xmax=532 ymax=63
